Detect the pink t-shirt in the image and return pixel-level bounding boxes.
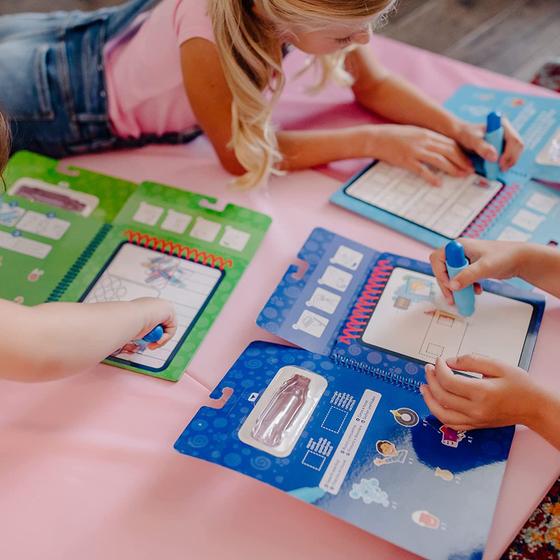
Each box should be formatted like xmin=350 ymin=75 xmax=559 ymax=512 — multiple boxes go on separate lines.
xmin=104 ymin=0 xmax=214 ymax=138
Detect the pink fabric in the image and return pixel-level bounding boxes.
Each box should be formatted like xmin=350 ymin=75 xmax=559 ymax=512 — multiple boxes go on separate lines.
xmin=1 ymin=36 xmax=559 ymax=560
xmin=104 ymin=0 xmax=213 ymax=138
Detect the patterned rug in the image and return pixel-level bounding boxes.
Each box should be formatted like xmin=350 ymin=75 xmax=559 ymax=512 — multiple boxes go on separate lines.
xmin=502 ymin=476 xmax=560 ymax=559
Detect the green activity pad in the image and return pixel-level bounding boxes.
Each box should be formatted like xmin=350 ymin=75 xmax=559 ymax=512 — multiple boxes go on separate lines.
xmin=0 ymin=152 xmax=271 ymax=381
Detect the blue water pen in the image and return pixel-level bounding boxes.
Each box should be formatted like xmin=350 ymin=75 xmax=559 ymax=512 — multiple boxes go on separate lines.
xmin=484 ymin=111 xmax=504 ymax=180
xmin=445 ymin=241 xmax=475 ymax=317
xmin=143 ymin=325 xmax=164 ymax=343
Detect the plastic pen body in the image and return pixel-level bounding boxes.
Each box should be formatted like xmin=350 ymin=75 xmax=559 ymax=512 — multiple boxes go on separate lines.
xmin=445 ymin=241 xmax=475 ymax=317
xmin=484 ymin=111 xmax=504 ymax=180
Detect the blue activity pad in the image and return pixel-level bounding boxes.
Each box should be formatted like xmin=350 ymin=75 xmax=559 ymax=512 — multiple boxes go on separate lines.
xmin=175 ymin=228 xmax=545 ymax=560
xmin=331 ymin=85 xmax=560 ymax=249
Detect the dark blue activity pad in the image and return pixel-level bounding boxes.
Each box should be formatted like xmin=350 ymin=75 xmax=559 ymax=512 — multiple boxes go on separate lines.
xmin=175 ymin=228 xmax=545 ymax=560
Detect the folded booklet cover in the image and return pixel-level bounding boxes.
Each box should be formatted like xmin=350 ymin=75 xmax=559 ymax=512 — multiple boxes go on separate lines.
xmin=0 ymin=151 xmax=271 ymax=381
xmin=331 ymin=86 xmax=560 ymax=253
xmin=175 ymin=228 xmax=544 ymax=559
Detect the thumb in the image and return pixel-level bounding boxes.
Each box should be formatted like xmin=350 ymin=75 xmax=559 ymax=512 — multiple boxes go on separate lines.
xmin=448 ymin=260 xmax=486 ymax=291
xmin=446 ymin=354 xmax=504 ymax=378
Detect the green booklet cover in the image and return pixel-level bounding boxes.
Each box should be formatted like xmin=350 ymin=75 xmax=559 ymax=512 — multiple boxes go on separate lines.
xmin=0 ymin=152 xmax=271 ymax=381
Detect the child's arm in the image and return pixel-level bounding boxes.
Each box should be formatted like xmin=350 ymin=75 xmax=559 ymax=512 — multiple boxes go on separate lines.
xmin=0 ymin=298 xmax=176 ymax=382
xmin=421 ymin=355 xmax=560 ymax=451
xmin=180 ymin=39 xmax=514 ymax=186
xmin=430 ymin=239 xmax=560 ymax=304
xmin=345 ymin=46 xmax=524 ymax=173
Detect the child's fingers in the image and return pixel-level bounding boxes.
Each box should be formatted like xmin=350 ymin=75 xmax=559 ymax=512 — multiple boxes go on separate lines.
xmin=420 ymin=385 xmax=474 ymax=427
xmin=500 ymin=119 xmax=524 ymax=170
xmin=435 ymin=139 xmax=474 ymax=173
xmin=420 ymin=150 xmax=465 ymax=177
xmin=149 ymin=321 xmax=177 ymax=349
xmin=446 ymin=354 xmax=505 ymax=378
xmin=429 ymin=249 xmax=453 ymax=304
xmin=447 ymin=259 xmax=487 ymax=291
xmin=410 ymin=161 xmax=441 ymax=186
xmin=425 ymin=364 xmax=472 ymax=412
xmin=432 ymin=357 xmax=478 ymax=398
xmin=466 ymin=132 xmax=498 ymax=163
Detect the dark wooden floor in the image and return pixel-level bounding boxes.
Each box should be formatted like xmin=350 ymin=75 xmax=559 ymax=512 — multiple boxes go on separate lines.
xmin=1 ymin=0 xmax=559 ymax=81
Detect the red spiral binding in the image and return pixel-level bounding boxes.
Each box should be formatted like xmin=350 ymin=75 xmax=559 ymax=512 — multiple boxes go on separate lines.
xmin=124 ymin=229 xmax=234 ymax=270
xmin=338 ymin=258 xmax=393 ymax=345
xmin=461 ymin=183 xmax=520 ymax=239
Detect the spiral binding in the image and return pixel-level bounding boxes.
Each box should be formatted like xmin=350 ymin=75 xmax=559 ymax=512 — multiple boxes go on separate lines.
xmin=332 ymin=353 xmax=422 ymax=393
xmin=124 ymin=229 xmax=234 ymax=270
xmin=47 ymin=224 xmax=113 ymax=302
xmin=461 ymin=183 xmax=520 ymax=239
xmin=338 ymin=258 xmax=393 ymax=345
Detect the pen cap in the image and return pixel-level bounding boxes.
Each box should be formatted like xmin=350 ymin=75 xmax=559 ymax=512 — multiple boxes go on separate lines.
xmin=486 ymin=111 xmax=502 ymax=133
xmin=445 ymin=241 xmax=468 ymax=268
xmin=143 ymin=325 xmax=164 ymax=343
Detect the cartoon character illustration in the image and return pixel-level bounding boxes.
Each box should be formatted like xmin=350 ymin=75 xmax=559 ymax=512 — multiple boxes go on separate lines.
xmin=412 ymin=510 xmax=441 ymax=530
xmin=27 ymin=268 xmax=44 ymax=282
xmin=435 ymin=467 xmax=454 ymax=482
xmin=439 ymin=425 xmax=467 ymax=448
xmin=142 ymin=255 xmax=186 ymax=289
xmin=373 ymin=440 xmax=408 ymax=466
xmin=390 ymin=407 xmax=420 ymax=428
xmin=393 ymin=275 xmax=436 ymax=310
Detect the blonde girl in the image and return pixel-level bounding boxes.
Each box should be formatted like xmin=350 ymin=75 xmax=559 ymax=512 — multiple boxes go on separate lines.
xmin=0 ymin=0 xmax=523 ymax=188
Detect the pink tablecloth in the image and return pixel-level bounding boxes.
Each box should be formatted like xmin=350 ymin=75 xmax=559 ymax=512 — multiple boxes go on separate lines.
xmin=1 ymin=37 xmax=559 ymax=560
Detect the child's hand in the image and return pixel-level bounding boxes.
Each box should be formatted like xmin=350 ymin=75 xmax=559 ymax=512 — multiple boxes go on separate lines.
xmin=455 ymin=120 xmax=524 ymax=172
xmin=420 ymin=355 xmax=539 ymax=430
xmin=130 ymin=297 xmax=177 ymax=350
xmin=369 ymin=125 xmax=474 ymax=186
xmin=429 ymin=238 xmax=527 ymax=305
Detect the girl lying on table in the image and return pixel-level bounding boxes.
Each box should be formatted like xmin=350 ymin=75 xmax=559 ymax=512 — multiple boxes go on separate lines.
xmin=0 ymin=0 xmax=523 ymax=189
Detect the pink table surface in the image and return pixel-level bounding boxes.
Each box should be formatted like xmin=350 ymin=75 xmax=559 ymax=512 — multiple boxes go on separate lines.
xmin=1 ymin=36 xmax=559 ymax=560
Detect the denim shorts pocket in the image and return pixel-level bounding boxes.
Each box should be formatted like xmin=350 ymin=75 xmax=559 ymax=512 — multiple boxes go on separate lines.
xmin=0 ymin=42 xmax=55 ymax=121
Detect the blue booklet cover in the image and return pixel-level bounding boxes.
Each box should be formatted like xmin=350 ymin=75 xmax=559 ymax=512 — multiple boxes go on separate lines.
xmin=330 ymin=85 xmax=560 ymax=252
xmin=175 ymin=228 xmax=545 ymax=560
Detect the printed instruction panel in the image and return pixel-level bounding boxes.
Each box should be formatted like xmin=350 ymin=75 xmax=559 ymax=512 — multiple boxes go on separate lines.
xmin=346 ymin=162 xmax=502 ymax=238
xmin=361 ymin=267 xmax=533 ymax=366
xmin=83 ymin=243 xmax=222 ymax=370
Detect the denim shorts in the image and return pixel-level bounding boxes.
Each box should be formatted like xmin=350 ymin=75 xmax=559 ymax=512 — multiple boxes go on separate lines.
xmin=0 ymin=0 xmax=201 ymax=158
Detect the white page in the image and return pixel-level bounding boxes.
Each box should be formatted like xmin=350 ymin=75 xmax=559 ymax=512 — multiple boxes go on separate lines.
xmin=83 ymin=243 xmax=222 ymax=370
xmin=346 ymin=162 xmax=503 ymax=238
xmin=361 ymin=267 xmax=533 ymax=366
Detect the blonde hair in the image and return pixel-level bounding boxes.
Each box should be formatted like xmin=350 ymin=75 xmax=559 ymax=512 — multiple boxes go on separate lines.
xmin=208 ymin=0 xmax=395 ymax=188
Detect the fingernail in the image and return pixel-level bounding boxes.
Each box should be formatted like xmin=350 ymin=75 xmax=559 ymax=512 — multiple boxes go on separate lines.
xmin=446 ymin=357 xmax=457 ymax=367
xmin=449 ymin=280 xmax=460 ymax=290
xmin=425 ymin=364 xmax=434 ymax=374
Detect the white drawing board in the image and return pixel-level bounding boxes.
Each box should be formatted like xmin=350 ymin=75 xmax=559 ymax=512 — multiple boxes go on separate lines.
xmin=345 ymin=162 xmax=503 ymax=238
xmin=83 ymin=243 xmax=222 ymax=370
xmin=361 ymin=267 xmax=533 ymax=367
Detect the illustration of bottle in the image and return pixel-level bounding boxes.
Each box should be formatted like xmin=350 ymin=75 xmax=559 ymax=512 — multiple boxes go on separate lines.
xmin=252 ymin=374 xmax=310 ymax=448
